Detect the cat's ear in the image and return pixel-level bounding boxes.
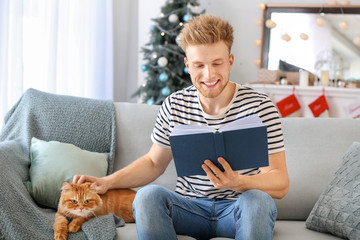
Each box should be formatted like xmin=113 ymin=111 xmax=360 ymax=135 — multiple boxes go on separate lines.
xmin=62 ymin=181 xmax=71 ymax=192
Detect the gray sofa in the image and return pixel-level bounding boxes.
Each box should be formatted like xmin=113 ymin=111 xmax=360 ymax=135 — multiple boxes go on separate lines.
xmin=112 ymin=102 xmax=360 ymax=240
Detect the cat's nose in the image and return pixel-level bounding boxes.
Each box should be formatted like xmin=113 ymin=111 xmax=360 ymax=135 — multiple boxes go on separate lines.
xmin=79 ymin=207 xmax=84 ymax=211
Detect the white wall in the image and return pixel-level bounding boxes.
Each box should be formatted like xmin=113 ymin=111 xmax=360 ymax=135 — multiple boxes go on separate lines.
xmin=113 ymin=0 xmax=360 ymax=102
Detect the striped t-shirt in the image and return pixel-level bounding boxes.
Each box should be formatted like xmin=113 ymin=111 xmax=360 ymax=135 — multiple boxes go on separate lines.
xmin=151 ymin=83 xmax=285 ymax=199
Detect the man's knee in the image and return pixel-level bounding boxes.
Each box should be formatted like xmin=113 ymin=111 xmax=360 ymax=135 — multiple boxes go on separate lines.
xmin=133 ymin=185 xmax=169 ymax=210
xmin=235 ymin=190 xmax=277 ymax=218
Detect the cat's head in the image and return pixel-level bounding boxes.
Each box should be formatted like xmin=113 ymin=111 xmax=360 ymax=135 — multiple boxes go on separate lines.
xmin=59 ymin=181 xmax=103 ymax=218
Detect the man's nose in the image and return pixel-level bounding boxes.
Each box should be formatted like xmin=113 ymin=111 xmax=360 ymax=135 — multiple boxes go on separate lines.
xmin=204 ymin=66 xmax=215 ymax=80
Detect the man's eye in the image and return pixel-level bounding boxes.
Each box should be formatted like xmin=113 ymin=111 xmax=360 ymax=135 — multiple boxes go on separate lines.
xmin=71 ymin=200 xmax=78 ymax=204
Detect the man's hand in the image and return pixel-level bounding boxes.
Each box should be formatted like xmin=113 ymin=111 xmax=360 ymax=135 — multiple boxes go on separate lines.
xmin=202 ymin=157 xmax=241 ymax=190
xmin=72 ymin=175 xmax=109 ymax=194
xmin=202 ymin=151 xmax=289 ymax=199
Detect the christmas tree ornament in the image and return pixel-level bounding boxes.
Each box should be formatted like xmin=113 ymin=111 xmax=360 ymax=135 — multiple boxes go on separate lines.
xmin=316 ymin=17 xmax=326 ymax=27
xmin=176 ymin=35 xmax=181 ymax=44
xmin=146 ymin=99 xmax=155 ymax=105
xmin=183 ymin=14 xmax=193 ymax=22
xmin=161 ymin=87 xmax=171 ymax=96
xmin=339 ymin=21 xmax=349 ymax=30
xmin=157 ymin=57 xmax=168 ymax=67
xmin=300 ymin=33 xmax=309 ymax=40
xmin=159 ymin=73 xmax=169 ymax=82
xmin=149 ymin=25 xmax=155 ymax=31
xmin=265 ymin=19 xmax=276 ymax=29
xmin=184 ymin=67 xmax=189 ymax=74
xmin=140 ymin=64 xmax=148 ymax=72
xmin=152 ymin=53 xmax=158 ymax=59
xmin=353 ymin=36 xmax=360 ymax=46
xmin=169 ymin=14 xmax=179 ymax=23
xmin=161 ymin=32 xmax=165 ymax=37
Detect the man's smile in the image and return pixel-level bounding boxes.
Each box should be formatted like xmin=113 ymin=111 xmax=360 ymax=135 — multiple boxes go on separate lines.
xmin=202 ymin=80 xmax=220 ymax=87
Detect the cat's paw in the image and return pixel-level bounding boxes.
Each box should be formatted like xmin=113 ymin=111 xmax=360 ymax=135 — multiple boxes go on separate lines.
xmin=68 ymin=222 xmax=81 ymax=233
xmin=54 ymin=231 xmax=68 ymax=240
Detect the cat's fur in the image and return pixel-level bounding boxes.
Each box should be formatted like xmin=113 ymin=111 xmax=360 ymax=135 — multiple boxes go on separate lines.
xmin=53 ymin=182 xmax=136 ymax=240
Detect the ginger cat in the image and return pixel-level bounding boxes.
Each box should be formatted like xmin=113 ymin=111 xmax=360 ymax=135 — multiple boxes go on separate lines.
xmin=53 ymin=182 xmax=136 ymax=240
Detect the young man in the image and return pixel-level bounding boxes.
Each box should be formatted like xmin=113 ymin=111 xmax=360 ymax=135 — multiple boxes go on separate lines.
xmin=74 ymin=15 xmax=289 ymax=240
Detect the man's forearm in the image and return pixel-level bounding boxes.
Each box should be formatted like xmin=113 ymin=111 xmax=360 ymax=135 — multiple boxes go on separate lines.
xmin=104 ymin=154 xmax=167 ymax=190
xmin=238 ymin=169 xmax=289 ymax=199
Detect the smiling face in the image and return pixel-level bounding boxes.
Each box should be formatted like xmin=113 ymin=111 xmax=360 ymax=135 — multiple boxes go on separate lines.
xmin=184 ymin=41 xmax=234 ymax=99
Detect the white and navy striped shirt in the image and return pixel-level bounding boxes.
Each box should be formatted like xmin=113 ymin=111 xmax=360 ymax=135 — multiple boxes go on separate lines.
xmin=151 ymin=83 xmax=285 ymax=199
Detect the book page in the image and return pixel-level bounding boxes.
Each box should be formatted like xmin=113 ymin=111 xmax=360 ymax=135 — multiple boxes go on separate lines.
xmin=171 ymin=114 xmax=264 ymax=136
xmin=171 ymin=124 xmax=213 ymax=136
xmin=219 ymin=115 xmax=264 ymax=132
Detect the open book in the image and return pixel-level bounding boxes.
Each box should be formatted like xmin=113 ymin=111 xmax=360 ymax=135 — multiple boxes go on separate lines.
xmin=169 ymin=115 xmax=269 ymax=177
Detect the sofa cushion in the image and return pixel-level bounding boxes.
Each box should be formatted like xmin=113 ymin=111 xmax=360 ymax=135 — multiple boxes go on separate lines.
xmin=305 ymin=142 xmax=360 ymax=239
xmin=24 ymin=137 xmax=108 ymax=209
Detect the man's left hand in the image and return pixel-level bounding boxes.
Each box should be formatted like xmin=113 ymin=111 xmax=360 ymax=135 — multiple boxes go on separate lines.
xmin=202 ymin=157 xmax=241 ymax=190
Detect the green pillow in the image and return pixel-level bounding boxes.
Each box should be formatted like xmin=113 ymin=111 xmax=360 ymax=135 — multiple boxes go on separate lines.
xmin=24 ymin=137 xmax=108 ymax=209
xmin=306 ymin=142 xmax=360 ymax=239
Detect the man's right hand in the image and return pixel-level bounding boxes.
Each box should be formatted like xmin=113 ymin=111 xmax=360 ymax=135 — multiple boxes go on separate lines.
xmin=72 ymin=175 xmax=109 ymax=194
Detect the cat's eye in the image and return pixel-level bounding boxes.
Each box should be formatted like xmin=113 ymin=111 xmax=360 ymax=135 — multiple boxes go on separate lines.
xmin=71 ymin=200 xmax=78 ymax=204
xmin=84 ymin=199 xmax=90 ymax=204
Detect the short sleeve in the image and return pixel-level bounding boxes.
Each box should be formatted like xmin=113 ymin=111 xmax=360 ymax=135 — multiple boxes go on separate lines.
xmin=151 ymin=97 xmax=172 ymax=148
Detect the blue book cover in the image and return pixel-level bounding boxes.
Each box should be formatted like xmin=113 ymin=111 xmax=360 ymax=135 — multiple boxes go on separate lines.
xmin=169 ymin=115 xmax=269 ymax=177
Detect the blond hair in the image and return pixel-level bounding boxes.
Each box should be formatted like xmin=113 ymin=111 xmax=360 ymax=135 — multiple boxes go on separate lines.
xmin=178 ymin=15 xmax=234 ymax=53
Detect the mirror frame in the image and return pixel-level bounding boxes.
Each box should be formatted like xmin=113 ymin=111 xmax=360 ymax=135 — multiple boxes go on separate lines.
xmin=260 ymin=4 xmax=360 ymax=68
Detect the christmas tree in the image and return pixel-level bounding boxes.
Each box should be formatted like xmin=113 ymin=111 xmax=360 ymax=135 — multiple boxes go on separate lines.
xmin=133 ymin=0 xmax=205 ymax=105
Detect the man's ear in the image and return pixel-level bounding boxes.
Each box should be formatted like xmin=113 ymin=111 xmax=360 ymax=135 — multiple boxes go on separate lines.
xmin=229 ymin=54 xmax=234 ymax=69
xmin=184 ymin=57 xmax=189 ymax=70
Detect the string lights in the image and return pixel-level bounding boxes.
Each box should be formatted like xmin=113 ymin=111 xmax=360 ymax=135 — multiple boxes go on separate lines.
xmin=261 ymin=2 xmax=358 ymax=42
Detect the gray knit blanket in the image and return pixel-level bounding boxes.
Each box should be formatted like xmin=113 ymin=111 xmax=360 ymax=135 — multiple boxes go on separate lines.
xmin=0 ymin=89 xmax=123 ymax=240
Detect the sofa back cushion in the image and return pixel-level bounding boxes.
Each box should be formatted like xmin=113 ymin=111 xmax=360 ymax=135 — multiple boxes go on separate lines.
xmin=277 ymin=118 xmax=360 ymax=220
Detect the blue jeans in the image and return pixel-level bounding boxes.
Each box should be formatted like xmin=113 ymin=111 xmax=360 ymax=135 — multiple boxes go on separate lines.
xmin=133 ymin=185 xmax=277 ymax=240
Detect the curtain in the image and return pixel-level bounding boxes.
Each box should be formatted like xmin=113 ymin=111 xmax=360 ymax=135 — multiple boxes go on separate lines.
xmin=0 ymin=0 xmax=113 ymax=128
